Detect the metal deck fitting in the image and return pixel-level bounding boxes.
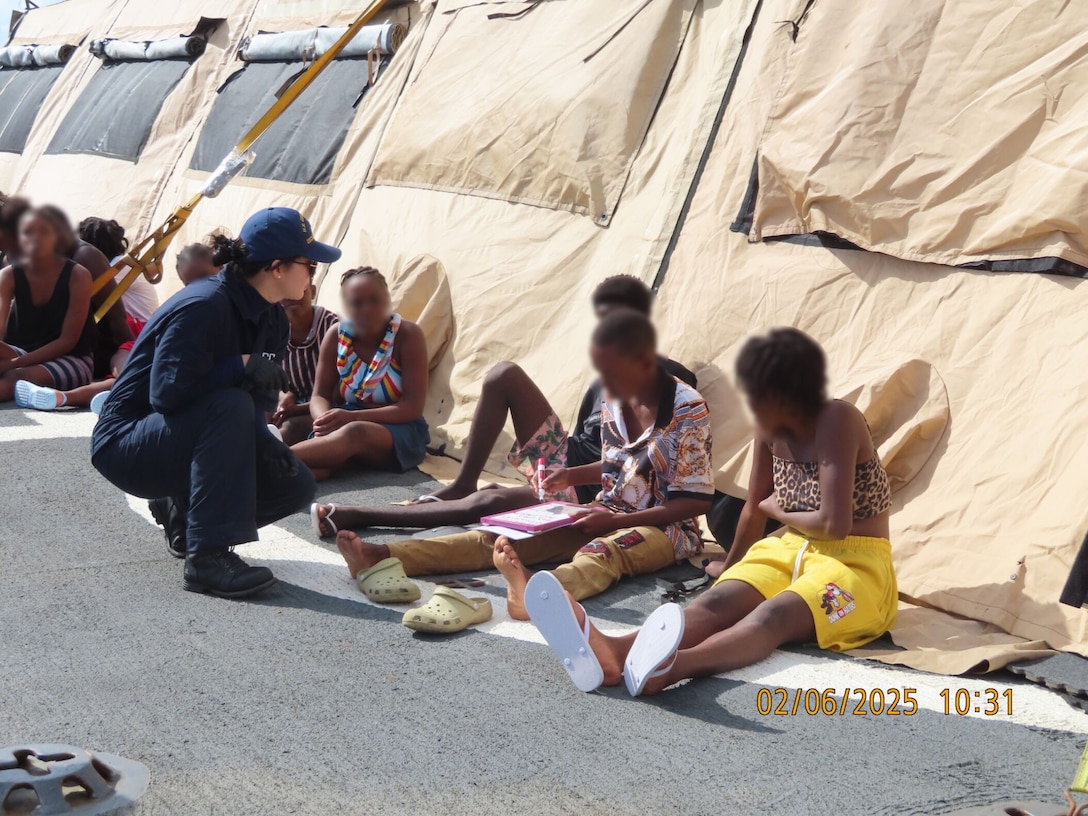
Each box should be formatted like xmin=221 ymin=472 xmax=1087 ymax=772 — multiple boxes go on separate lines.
xmin=0 ymin=744 xmax=148 ymax=815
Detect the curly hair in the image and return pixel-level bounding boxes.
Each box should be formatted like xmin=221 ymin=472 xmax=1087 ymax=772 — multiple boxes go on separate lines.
xmin=735 ymin=327 xmax=827 ymax=416
xmin=591 ymin=308 xmax=656 ymax=358
xmin=590 ymin=275 xmax=652 ymax=316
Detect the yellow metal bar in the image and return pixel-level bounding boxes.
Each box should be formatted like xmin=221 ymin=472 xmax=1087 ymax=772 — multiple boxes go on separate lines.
xmin=91 ymin=0 xmax=389 ymax=321
xmin=235 ymin=0 xmax=387 ymax=154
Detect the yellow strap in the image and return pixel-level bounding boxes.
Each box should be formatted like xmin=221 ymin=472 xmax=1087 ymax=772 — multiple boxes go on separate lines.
xmin=91 ymin=0 xmax=389 ymax=321
xmin=235 ymin=0 xmax=387 ymax=154
xmin=92 ymin=194 xmax=201 ymax=321
xmin=1073 ymin=742 xmax=1088 ymax=793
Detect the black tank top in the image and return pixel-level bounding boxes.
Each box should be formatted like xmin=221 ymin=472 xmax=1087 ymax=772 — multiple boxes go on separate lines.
xmin=4 ymin=260 xmax=95 ymax=355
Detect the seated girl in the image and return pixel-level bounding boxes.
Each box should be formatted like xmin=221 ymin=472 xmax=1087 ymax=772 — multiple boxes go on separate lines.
xmin=14 ymin=243 xmax=217 ymax=413
xmin=272 ymin=263 xmax=340 ymax=445
xmin=79 ymin=216 xmax=159 ymax=328
xmin=521 ymin=327 xmax=898 ymax=696
xmin=290 ymin=267 xmax=428 ymax=481
xmin=0 ymin=209 xmax=95 ymax=404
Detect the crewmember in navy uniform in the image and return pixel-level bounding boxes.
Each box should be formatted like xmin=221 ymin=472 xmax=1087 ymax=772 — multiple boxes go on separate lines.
xmin=91 ymin=208 xmax=341 ymax=598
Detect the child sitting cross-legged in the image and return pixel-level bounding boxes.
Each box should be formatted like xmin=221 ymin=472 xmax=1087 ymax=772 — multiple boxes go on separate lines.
xmin=334 ymin=309 xmax=715 ymax=612
xmin=522 ymin=327 xmax=898 ymax=696
xmin=1 ymin=209 xmax=95 ymax=404
xmin=13 ymin=241 xmax=220 ymax=413
xmin=271 ymin=263 xmax=339 ymax=445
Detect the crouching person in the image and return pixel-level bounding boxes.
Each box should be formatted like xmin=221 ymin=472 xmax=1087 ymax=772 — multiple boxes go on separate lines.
xmin=334 ymin=309 xmax=715 ymax=612
xmin=91 ymin=208 xmax=339 ymax=598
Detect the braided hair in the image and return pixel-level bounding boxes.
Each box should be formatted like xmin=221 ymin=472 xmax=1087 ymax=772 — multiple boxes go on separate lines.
xmin=78 ymin=217 xmax=128 ymax=260
xmin=735 ymin=327 xmax=827 ymax=417
xmin=340 ymin=265 xmax=388 ymax=289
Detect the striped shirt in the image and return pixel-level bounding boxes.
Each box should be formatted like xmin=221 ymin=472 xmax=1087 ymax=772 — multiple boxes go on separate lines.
xmin=283 ymin=305 xmax=339 ymax=402
xmin=599 ymin=367 xmax=715 ymax=560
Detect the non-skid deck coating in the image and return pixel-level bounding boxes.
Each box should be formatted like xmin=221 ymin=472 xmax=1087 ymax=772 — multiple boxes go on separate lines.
xmin=2 ymin=406 xmax=1087 ymax=816
xmin=1009 ymin=653 xmax=1088 ymax=713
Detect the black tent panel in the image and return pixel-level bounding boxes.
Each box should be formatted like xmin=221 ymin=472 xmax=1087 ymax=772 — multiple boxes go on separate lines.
xmin=191 ymin=57 xmax=386 ymax=187
xmin=0 ymin=65 xmax=65 ymax=154
xmin=1061 ymin=531 xmax=1088 ymax=609
xmin=46 ymin=60 xmax=191 ymax=162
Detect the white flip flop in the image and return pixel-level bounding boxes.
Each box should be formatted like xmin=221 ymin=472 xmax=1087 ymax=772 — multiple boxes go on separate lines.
xmin=524 ymin=571 xmax=604 ymax=693
xmin=310 ymin=503 xmax=337 ymax=539
xmin=623 ymin=603 xmax=685 ymax=697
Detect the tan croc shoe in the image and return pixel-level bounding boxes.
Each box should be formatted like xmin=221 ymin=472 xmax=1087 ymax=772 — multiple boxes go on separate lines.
xmin=356 ymin=558 xmax=421 ymax=604
xmin=402 ymin=586 xmax=493 ymax=634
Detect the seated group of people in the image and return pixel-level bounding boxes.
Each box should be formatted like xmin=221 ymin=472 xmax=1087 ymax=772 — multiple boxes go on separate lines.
xmin=315 ymin=277 xmax=896 ymax=697
xmin=3 ymin=201 xmax=898 ymax=698
xmin=0 ymin=192 xmax=219 ymax=410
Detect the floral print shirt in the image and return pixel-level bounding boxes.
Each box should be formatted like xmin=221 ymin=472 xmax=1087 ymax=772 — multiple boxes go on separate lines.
xmin=599 ymin=368 xmax=714 ymax=560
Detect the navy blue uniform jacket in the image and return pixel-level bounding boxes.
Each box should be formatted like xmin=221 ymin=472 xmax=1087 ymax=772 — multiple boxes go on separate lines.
xmin=92 ymin=270 xmax=288 ymax=458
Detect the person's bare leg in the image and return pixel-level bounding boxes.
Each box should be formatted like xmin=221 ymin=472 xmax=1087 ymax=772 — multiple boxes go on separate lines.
xmin=642 ymin=590 xmax=816 ymax=695
xmin=54 ymin=378 xmax=114 ymax=409
xmin=280 ymin=415 xmax=314 ymax=447
xmin=292 ymin=421 xmax=396 ymax=474
xmin=676 ymin=579 xmax=767 ymax=648
xmin=313 ymin=485 xmax=537 ymax=536
xmin=110 ymin=349 xmax=130 ymax=379
xmin=538 ymin=579 xmax=768 ymax=687
xmin=335 ymin=530 xmax=391 ymax=579
xmin=0 ymin=342 xmax=20 ymax=361
xmin=430 ymin=362 xmax=556 ymax=501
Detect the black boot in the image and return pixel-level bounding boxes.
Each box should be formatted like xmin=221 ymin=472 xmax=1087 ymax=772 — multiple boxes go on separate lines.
xmin=183 ymin=549 xmax=277 ymax=599
xmin=148 ymin=497 xmax=187 ymax=559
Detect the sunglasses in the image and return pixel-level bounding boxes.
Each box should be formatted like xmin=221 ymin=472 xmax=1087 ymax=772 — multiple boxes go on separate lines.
xmin=285 ymin=258 xmax=319 ymax=274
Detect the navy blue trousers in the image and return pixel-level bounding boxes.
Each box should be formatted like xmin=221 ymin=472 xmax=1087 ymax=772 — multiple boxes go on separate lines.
xmin=92 ymin=388 xmax=316 ymax=554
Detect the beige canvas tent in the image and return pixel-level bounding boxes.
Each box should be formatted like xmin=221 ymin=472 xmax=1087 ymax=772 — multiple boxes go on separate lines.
xmin=2 ymin=0 xmax=1085 ymax=672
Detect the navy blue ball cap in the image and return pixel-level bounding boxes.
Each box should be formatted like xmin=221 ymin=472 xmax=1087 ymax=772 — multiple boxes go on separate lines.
xmin=239 ymin=207 xmax=342 ymax=265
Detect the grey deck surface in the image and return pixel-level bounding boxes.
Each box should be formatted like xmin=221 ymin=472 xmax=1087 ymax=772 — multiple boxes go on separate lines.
xmin=2 ymin=404 xmax=1087 ymax=816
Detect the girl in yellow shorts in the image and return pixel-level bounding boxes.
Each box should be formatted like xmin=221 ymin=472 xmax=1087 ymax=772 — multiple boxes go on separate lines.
xmin=525 ymin=327 xmax=897 ymax=696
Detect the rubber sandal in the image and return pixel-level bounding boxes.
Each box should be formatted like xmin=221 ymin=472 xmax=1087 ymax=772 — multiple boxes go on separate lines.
xmin=523 ymin=571 xmax=604 ymax=693
xmin=659 ymin=574 xmax=711 ymax=602
xmin=356 ymin=557 xmax=421 ymax=604
xmin=15 ymin=380 xmax=64 ymax=411
xmin=402 ymin=586 xmax=493 ymax=634
xmin=310 ymin=503 xmax=337 ymax=539
xmin=623 ymin=603 xmax=685 ymax=697
xmin=90 ymin=390 xmax=110 ymax=415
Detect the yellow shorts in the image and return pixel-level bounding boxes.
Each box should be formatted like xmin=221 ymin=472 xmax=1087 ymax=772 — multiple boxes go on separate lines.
xmin=714 ymin=531 xmax=897 ymax=651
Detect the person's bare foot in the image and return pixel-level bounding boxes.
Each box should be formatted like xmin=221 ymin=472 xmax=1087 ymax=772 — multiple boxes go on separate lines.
xmin=314 ymin=504 xmax=337 ymax=538
xmin=568 ymin=600 xmax=628 ymax=687
xmin=427 ymin=480 xmax=475 ymax=501
xmin=492 ymin=537 xmax=532 ymax=620
xmin=641 ymin=654 xmax=683 ymax=696
xmin=335 ymin=531 xmax=388 ymax=580
xmin=704 ymin=558 xmax=727 ymax=580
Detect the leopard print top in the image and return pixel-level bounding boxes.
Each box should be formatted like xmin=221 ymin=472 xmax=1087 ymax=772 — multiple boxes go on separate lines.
xmin=772 ymin=454 xmax=892 ymax=520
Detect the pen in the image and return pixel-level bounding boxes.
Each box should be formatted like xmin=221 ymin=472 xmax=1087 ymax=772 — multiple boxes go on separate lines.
xmin=537 ymin=457 xmax=546 ymax=503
